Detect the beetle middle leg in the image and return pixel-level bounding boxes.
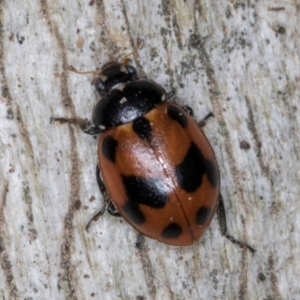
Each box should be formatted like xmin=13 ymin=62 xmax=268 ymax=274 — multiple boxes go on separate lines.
xmin=181 ymin=105 xmax=214 ymax=126
xmin=197 ymin=112 xmax=214 ymax=127
xmin=180 ymin=105 xmax=193 ymax=116
xmin=217 ymin=194 xmax=255 ymax=254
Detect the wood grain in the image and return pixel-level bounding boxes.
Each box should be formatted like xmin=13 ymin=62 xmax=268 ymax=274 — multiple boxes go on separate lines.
xmin=0 ymin=0 xmax=299 ymax=299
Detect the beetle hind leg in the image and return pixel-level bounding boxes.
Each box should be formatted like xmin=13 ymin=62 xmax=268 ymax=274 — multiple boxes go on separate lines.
xmin=85 ymin=205 xmax=107 ymax=231
xmin=86 ymin=165 xmax=121 ymax=231
xmin=217 ymin=194 xmax=255 ymax=254
xmin=107 ymin=201 xmax=120 ymax=217
xmin=94 ymin=164 xmax=145 ymax=247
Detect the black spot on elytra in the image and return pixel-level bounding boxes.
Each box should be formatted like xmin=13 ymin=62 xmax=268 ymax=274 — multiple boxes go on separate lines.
xmin=132 ymin=117 xmax=152 ymax=142
xmin=167 ymin=105 xmax=188 ymax=128
xmin=175 ymin=142 xmax=206 ymax=192
xmin=196 ymin=207 xmax=212 ymax=225
xmin=122 ymin=202 xmax=145 ymax=225
xmin=102 ymin=135 xmax=118 ymax=162
xmin=204 ymin=159 xmax=219 ymax=188
xmin=161 ymin=223 xmax=182 ymax=239
xmin=175 ymin=142 xmax=219 ymax=192
xmin=121 ymin=175 xmax=169 ymax=224
xmin=122 ymin=176 xmax=169 ymax=208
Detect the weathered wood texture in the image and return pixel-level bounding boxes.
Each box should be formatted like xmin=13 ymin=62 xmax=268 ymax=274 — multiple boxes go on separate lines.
xmin=0 ymin=0 xmax=299 ymax=299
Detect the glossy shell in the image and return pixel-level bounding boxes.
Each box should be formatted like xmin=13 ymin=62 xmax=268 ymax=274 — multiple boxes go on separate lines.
xmin=98 ymin=102 xmax=220 ymax=246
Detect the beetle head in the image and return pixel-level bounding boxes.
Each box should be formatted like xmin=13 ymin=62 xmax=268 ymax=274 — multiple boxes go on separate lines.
xmin=69 ymin=38 xmax=142 ymax=96
xmin=92 ymin=61 xmax=138 ymax=96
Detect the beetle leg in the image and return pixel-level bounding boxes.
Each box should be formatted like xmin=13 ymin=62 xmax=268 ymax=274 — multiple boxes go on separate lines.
xmin=181 ymin=106 xmax=214 ymax=126
xmin=86 ymin=165 xmax=121 ymax=231
xmin=96 ymin=164 xmax=121 ymax=216
xmin=107 ymin=201 xmax=121 ymax=217
xmin=96 ymin=165 xmax=147 ymax=250
xmin=165 ymin=89 xmax=176 ymax=101
xmin=181 ymin=105 xmax=194 ymax=116
xmin=95 ymin=164 xmax=107 ymax=194
xmin=50 ymin=117 xmax=103 ymax=135
xmin=217 ymin=194 xmax=256 ymax=254
xmin=197 ymin=112 xmax=214 ymax=127
xmin=85 ymin=205 xmax=107 ymax=231
xmin=96 ymin=165 xmax=121 ymax=217
xmin=96 ymin=164 xmax=142 ymax=247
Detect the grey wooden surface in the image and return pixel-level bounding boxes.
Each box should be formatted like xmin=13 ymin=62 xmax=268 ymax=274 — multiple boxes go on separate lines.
xmin=0 ymin=0 xmax=299 ymax=299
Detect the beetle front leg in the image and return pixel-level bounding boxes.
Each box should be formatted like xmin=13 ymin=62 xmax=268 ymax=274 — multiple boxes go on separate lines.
xmin=217 ymin=194 xmax=255 ymax=254
xmin=50 ymin=117 xmax=103 ymax=135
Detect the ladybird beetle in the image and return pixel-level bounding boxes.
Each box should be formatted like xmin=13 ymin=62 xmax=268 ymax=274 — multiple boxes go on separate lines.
xmin=52 ymin=40 xmax=254 ymax=251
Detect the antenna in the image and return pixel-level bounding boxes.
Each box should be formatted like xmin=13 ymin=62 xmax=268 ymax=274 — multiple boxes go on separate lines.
xmin=121 ymin=38 xmax=143 ymax=65
xmin=69 ymin=65 xmax=99 ymax=76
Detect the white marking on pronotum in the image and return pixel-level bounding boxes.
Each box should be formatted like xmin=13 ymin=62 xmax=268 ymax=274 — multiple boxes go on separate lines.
xmin=113 ymin=84 xmax=125 ymax=91
xmin=99 ymin=74 xmax=108 ymax=81
xmin=119 ymin=97 xmax=127 ymax=104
